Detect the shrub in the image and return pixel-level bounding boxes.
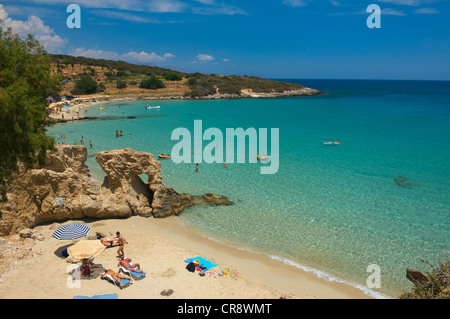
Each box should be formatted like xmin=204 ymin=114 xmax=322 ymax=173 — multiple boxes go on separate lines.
xmin=116 ymin=79 xmax=127 ymax=89
xmin=72 ymin=74 xmax=98 ymax=95
xmin=116 ymin=71 xmax=128 ymax=77
xmin=97 ymin=82 xmax=106 ymax=92
xmin=139 ymin=76 xmax=165 ymax=90
xmin=399 ymin=258 xmax=450 ymax=299
xmin=163 ymin=72 xmax=182 ymax=81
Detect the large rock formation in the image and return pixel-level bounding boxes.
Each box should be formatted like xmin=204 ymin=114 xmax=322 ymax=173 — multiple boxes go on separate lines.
xmin=0 ymin=145 xmax=232 ymax=235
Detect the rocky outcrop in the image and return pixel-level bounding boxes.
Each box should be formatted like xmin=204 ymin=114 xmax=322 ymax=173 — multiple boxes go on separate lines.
xmin=198 ymin=87 xmax=324 ymax=100
xmin=95 ymin=148 xmax=190 ymax=218
xmin=0 ymin=145 xmax=233 ymax=235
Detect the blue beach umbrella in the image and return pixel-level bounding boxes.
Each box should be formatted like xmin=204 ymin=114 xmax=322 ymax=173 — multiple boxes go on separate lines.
xmin=52 ymin=223 xmax=91 ymax=242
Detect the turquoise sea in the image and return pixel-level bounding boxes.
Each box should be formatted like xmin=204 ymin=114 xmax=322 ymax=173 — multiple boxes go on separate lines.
xmin=47 ymin=79 xmax=450 ymax=298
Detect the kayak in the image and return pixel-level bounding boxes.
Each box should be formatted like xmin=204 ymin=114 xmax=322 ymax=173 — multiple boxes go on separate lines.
xmin=146 ymin=106 xmax=160 ymax=110
xmin=158 ymin=155 xmax=170 ymax=159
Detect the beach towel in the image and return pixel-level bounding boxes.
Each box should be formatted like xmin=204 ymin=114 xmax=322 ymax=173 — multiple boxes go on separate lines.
xmin=73 ymin=294 xmax=118 ymax=299
xmin=119 ymin=265 xmax=146 ymax=280
xmin=184 ymin=256 xmax=219 ymax=271
xmin=101 ymin=273 xmax=131 ymax=289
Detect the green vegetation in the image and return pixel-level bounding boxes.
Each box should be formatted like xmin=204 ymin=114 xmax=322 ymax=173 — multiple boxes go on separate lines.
xmin=163 ymin=71 xmax=182 ymax=81
xmin=0 ymin=28 xmax=59 ymax=201
xmin=97 ymin=82 xmax=106 ymax=92
xmin=116 ymin=79 xmax=127 ymax=89
xmin=50 ymin=54 xmax=174 ymax=77
xmin=399 ymin=259 xmax=450 ymax=299
xmin=116 ymin=71 xmax=128 ymax=77
xmin=49 ymin=54 xmax=312 ymax=98
xmin=139 ymin=76 xmax=165 ymax=90
xmin=185 ymin=73 xmax=306 ymax=98
xmin=71 ymin=74 xmax=98 ymax=95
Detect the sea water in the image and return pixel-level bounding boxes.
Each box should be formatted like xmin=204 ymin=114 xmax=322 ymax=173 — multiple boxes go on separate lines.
xmin=47 ymin=80 xmax=450 ymax=298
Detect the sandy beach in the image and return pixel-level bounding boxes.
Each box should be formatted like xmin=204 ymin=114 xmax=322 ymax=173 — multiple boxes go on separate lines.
xmin=0 ymin=215 xmax=371 ymax=299
xmin=47 ymin=95 xmax=107 ymax=121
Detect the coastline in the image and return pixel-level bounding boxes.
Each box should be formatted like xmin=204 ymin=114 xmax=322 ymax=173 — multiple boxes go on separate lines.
xmin=0 ymin=216 xmax=373 ymax=299
xmin=47 ymin=87 xmax=324 ymax=122
xmin=39 ymin=93 xmax=396 ymax=299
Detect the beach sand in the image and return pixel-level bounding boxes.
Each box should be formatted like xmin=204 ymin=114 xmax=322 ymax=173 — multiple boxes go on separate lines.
xmin=0 ymin=216 xmax=371 ymax=299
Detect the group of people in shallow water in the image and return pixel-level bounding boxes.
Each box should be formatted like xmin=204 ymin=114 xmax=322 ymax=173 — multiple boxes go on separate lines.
xmin=116 ymin=130 xmax=132 ymax=138
xmin=81 ymin=231 xmax=145 ymax=288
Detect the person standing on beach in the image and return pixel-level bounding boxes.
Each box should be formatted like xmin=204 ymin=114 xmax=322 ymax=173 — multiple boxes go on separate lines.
xmin=115 ymin=231 xmax=128 ymax=258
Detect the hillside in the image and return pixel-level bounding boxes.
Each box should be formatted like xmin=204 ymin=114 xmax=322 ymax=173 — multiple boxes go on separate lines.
xmin=49 ymin=54 xmax=323 ymax=99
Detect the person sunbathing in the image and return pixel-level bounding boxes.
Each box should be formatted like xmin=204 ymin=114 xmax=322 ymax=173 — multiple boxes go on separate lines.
xmin=100 ymin=237 xmax=119 ymax=247
xmin=118 ymin=256 xmax=143 ymax=273
xmin=101 ymin=269 xmax=132 ymax=288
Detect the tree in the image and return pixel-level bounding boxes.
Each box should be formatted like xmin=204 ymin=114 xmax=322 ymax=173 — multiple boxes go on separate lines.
xmin=116 ymin=79 xmax=127 ymax=89
xmin=0 ymin=27 xmax=60 ymax=201
xmin=163 ymin=72 xmax=182 ymax=81
xmin=139 ymin=76 xmax=165 ymax=90
xmin=72 ymin=74 xmax=98 ymax=95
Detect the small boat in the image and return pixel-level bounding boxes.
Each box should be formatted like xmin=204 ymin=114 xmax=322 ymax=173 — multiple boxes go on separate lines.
xmin=158 ymin=154 xmax=170 ymax=159
xmin=323 ymin=141 xmax=340 ymax=145
xmin=145 ymin=105 xmax=160 ymax=110
xmin=97 ymin=107 xmax=104 ymax=110
xmin=256 ymin=154 xmax=270 ymax=160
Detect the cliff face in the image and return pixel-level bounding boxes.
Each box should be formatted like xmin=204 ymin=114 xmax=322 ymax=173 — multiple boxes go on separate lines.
xmin=0 ymin=145 xmax=232 ymax=235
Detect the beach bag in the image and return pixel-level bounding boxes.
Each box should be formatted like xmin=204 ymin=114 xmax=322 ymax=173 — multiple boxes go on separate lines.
xmin=186 ymin=262 xmax=196 ymax=273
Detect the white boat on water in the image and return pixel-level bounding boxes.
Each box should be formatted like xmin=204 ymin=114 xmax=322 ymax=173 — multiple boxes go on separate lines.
xmin=145 ymin=105 xmax=160 ymax=110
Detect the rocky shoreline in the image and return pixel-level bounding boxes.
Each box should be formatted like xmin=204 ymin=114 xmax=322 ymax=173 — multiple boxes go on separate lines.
xmin=0 ymin=145 xmax=233 ymax=236
xmin=50 ymin=87 xmax=324 ymax=123
xmin=102 ymin=87 xmax=323 ymax=100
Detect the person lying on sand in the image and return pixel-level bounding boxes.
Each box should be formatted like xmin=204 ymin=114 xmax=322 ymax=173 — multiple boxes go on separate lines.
xmin=100 ymin=237 xmax=120 ymax=247
xmin=101 ymin=269 xmax=132 ymax=288
xmin=118 ymin=256 xmax=143 ymax=273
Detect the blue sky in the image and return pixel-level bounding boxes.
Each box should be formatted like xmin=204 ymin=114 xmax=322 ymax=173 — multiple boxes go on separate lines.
xmin=1 ymin=0 xmax=449 ymax=80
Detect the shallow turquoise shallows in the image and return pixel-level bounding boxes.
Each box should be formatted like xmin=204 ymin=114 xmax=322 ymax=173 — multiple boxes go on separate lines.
xmin=47 ymin=79 xmax=450 ymax=298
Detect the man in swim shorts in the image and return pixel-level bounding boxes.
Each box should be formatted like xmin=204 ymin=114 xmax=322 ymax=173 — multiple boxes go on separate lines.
xmin=115 ymin=231 xmax=128 ymax=258
xmin=118 ymin=256 xmax=143 ymax=273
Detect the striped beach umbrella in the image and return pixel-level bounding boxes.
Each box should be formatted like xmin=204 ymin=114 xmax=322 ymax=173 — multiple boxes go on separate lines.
xmin=52 ymin=223 xmax=91 ymax=241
